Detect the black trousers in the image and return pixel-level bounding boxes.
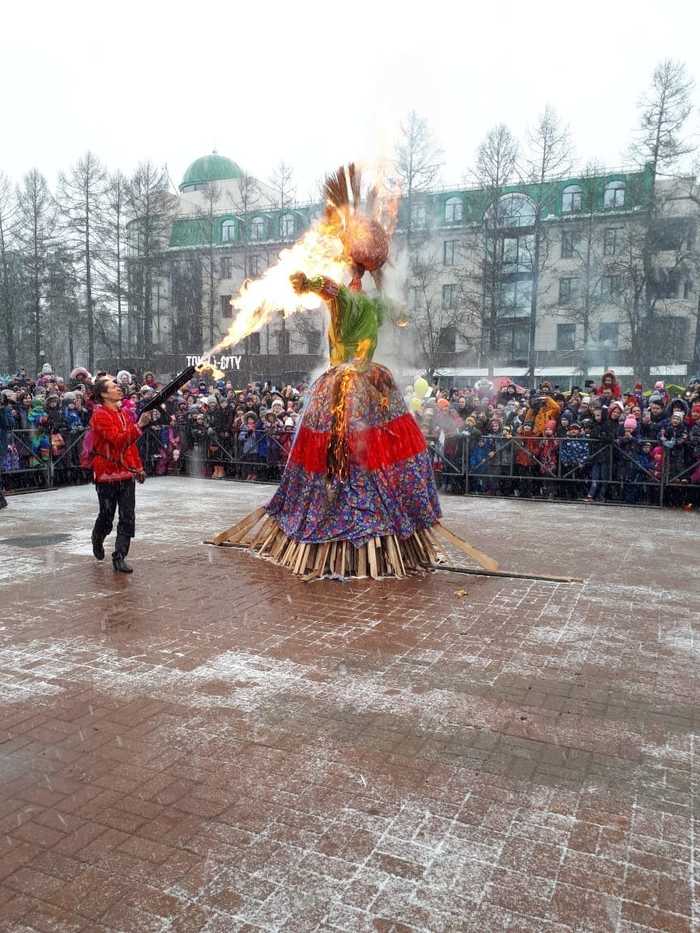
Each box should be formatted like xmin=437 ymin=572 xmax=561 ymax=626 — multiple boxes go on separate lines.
xmin=93 ymin=479 xmax=136 ymax=559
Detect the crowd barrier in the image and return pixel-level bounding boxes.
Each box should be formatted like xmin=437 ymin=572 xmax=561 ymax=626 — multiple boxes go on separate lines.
xmin=428 ymin=433 xmax=700 ymax=506
xmin=3 ymin=427 xmax=699 ymax=507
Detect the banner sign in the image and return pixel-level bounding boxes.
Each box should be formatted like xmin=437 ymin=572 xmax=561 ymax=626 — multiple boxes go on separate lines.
xmin=185 ymin=355 xmax=243 ymax=371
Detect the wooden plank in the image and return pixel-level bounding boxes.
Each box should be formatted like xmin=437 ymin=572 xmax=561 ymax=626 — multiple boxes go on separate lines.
xmin=358 ymin=544 xmax=367 ymax=578
xmin=367 ymin=539 xmax=379 ymax=579
xmin=211 ymin=506 xmax=266 ymax=545
xmin=433 ymin=523 xmax=499 ymax=573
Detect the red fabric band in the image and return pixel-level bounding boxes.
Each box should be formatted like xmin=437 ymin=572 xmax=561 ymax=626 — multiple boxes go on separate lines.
xmin=290 ymin=413 xmax=427 ymax=474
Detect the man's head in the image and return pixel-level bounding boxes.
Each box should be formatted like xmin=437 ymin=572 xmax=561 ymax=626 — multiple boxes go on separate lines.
xmin=93 ymin=374 xmax=122 ymax=406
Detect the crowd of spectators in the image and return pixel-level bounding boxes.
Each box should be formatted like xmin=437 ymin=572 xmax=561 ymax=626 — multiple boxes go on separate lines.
xmin=412 ymin=369 xmax=700 ymax=508
xmin=0 ymin=363 xmax=306 ymax=498
xmin=1 ymin=363 xmax=699 ymax=510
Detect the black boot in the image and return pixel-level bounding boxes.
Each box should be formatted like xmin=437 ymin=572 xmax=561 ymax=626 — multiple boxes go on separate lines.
xmin=112 ymin=556 xmax=133 ymax=574
xmin=91 ymin=530 xmax=105 ymax=561
xmin=0 ymin=492 xmax=7 ymax=510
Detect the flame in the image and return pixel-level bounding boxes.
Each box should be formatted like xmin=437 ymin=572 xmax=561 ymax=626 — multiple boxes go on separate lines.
xmin=199 ymin=162 xmax=400 ymax=366
xmin=204 ymin=219 xmax=350 ymax=360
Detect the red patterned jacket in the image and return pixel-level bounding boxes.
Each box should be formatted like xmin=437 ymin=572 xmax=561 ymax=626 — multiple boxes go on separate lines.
xmin=91 ymin=405 xmax=143 ymax=483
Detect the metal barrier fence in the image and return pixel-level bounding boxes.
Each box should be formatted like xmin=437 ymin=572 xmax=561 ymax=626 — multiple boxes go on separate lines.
xmin=433 ymin=433 xmax=700 ymax=507
xmin=2 ymin=426 xmax=699 ymax=507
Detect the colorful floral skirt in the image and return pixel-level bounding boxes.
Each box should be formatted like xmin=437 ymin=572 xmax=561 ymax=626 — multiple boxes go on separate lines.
xmin=265 ymin=362 xmax=441 ymax=546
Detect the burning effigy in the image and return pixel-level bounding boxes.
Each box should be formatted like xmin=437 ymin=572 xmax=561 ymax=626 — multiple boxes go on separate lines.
xmin=210 ymin=164 xmax=497 ymax=580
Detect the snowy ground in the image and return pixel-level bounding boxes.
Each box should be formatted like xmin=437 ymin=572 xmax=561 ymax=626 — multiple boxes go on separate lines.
xmin=0 ymin=479 xmax=697 ymax=931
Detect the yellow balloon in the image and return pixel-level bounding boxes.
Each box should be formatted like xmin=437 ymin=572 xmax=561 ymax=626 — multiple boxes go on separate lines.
xmin=414 ymin=376 xmax=429 ymax=399
xmin=409 ymin=396 xmax=423 ymax=412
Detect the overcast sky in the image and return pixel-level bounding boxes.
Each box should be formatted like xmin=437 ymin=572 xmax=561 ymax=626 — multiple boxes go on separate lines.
xmin=2 ymin=0 xmax=698 ymax=198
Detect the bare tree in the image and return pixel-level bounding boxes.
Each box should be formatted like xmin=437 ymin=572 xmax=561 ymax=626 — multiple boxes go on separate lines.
xmin=125 ymin=162 xmax=173 ymax=359
xmin=16 ymin=169 xmax=56 ymax=372
xmin=608 ymin=219 xmax=696 ymax=374
xmin=99 ymin=171 xmax=130 ymax=366
xmin=170 ymin=254 xmax=203 ymax=353
xmin=269 ymin=161 xmax=296 ymax=212
xmin=0 ymin=173 xmax=20 ymax=371
xmin=553 ymin=164 xmax=607 ymax=369
xmin=627 ymin=59 xmax=697 ymax=376
xmin=521 ymin=106 xmax=573 ymax=378
xmin=629 ymin=59 xmax=696 ymax=180
xmin=229 ymin=170 xmax=260 ymax=281
xmin=57 ymin=151 xmax=107 ymax=371
xmin=409 ymin=250 xmax=480 ymax=377
xmin=393 ymin=111 xmax=443 ymax=245
xmin=194 ymin=181 xmax=222 ymax=349
xmin=472 ymin=125 xmax=519 ymax=362
xmin=45 ymin=246 xmax=80 ymax=372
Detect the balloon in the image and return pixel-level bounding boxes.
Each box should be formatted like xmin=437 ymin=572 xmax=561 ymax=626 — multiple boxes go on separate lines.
xmin=414 ymin=376 xmax=429 ymax=399
xmin=409 ymin=396 xmax=423 ymax=412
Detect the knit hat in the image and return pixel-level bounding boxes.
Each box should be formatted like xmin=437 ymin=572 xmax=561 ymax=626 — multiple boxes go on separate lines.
xmin=624 ymin=416 xmax=637 ymax=431
xmin=437 ymin=398 xmax=450 ymax=410
xmin=671 ymin=410 xmax=683 ymax=422
xmin=649 ymin=393 xmax=664 ymax=407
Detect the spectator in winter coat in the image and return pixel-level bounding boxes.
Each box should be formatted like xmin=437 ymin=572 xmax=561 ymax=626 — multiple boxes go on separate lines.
xmin=559 ymin=423 xmax=589 ymax=498
xmin=596 ymin=370 xmax=622 ymax=399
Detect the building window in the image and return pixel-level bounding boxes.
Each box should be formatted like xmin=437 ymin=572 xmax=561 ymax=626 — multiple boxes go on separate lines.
xmin=491 ymin=193 xmax=536 ymax=229
xmin=496 ymin=325 xmax=529 ymax=356
xmin=649 ymin=316 xmax=689 ymax=360
xmin=220 ymin=295 xmax=233 ymax=319
xmin=684 ymin=279 xmax=692 ymax=299
xmin=277 ymin=329 xmax=290 ymax=354
xmin=443 ymin=240 xmax=458 ymax=266
xmin=603 ymin=228 xmax=621 ymax=257
xmin=562 ymin=185 xmax=582 ymax=213
xmin=306 ymin=330 xmax=321 ymax=354
xmin=221 ymin=220 xmax=236 ymax=242
xmin=280 ymin=214 xmax=296 ymax=239
xmin=220 ymin=257 xmax=232 ymax=279
xmin=438 ymin=326 xmax=456 ymax=352
xmin=502 ymin=235 xmax=532 ymax=273
xmin=411 ymin=203 xmax=427 ymax=228
xmin=250 ymin=216 xmax=266 ymax=240
xmin=601 ymin=274 xmax=622 ymax=297
xmin=599 ymin=322 xmax=619 ymax=348
xmin=603 ymin=181 xmax=625 ymax=209
xmin=656 ymin=270 xmax=682 ymax=299
xmin=561 ymin=230 xmax=575 ymax=259
xmin=559 ymin=277 xmax=578 ymax=304
xmin=557 ymin=323 xmax=576 ymax=351
xmin=246 ymin=332 xmax=261 ymax=354
xmin=249 ymin=254 xmax=264 ymax=277
xmin=442 ymin=283 xmax=459 ymax=309
xmin=500 ymin=280 xmax=532 ymax=317
xmin=444 ymin=197 xmax=463 ymax=223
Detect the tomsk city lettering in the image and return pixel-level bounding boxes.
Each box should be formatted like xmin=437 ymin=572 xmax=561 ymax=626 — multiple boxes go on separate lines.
xmin=185 ymin=355 xmax=243 ymax=370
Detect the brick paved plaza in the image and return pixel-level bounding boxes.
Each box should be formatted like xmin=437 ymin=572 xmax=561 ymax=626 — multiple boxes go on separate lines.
xmin=0 ymin=479 xmax=697 ymax=932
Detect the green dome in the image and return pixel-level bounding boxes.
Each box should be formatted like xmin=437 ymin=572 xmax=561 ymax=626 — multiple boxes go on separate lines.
xmin=180 ymin=153 xmax=242 ymax=190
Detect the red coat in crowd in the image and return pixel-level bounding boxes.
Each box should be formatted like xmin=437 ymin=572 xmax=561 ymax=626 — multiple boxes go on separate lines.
xmin=595 ymin=370 xmax=622 ymax=399
xmin=91 ymin=405 xmax=143 ymax=483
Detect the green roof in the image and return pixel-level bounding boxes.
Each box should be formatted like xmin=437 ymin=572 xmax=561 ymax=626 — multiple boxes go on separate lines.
xmin=180 ymin=153 xmax=242 ymax=190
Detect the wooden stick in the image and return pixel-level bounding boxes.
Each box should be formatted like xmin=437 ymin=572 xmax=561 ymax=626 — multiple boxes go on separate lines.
xmin=429 ymin=563 xmax=583 ymax=584
xmin=432 ymin=523 xmax=499 ymax=573
xmin=211 ymin=506 xmax=266 ymax=545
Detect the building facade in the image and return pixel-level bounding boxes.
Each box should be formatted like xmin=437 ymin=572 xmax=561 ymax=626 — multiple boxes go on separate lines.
xmin=121 ymin=153 xmax=699 ymax=387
